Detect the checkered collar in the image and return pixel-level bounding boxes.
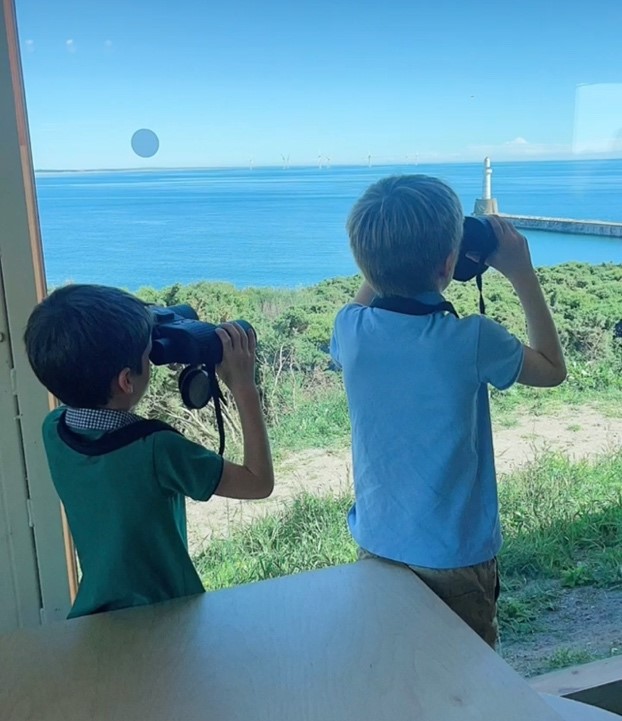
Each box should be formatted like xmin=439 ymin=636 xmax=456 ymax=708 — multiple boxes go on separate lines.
xmin=64 ymin=407 xmax=143 ymax=432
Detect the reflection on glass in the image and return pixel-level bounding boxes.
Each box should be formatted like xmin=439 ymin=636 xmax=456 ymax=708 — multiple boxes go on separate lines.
xmin=131 ymin=128 xmax=160 ymax=158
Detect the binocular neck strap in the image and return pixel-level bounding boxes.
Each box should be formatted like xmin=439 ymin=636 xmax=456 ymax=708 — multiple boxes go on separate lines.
xmin=476 ymin=274 xmax=487 ymax=315
xmin=207 ymin=367 xmax=226 ymax=456
xmin=370 ymin=296 xmax=459 ymax=318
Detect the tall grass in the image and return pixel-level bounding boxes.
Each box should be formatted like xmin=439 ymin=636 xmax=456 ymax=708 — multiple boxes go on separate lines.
xmin=499 ymin=452 xmax=622 ymax=587
xmin=195 ymin=494 xmax=356 ymax=590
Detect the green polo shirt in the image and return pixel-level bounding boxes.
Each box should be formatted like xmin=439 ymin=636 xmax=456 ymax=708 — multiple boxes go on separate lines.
xmin=42 ymin=407 xmax=224 ymax=619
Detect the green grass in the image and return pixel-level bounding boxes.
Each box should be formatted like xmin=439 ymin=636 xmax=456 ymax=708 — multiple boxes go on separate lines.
xmin=195 ymin=494 xmax=357 ymax=590
xmin=540 ymin=648 xmax=598 ymax=672
xmin=498 ymin=452 xmax=622 ymax=586
xmin=526 ymin=646 xmax=622 ymax=677
xmin=497 ymin=581 xmax=561 ymax=636
xmin=267 ymin=381 xmax=351 ymax=460
xmin=194 ymin=451 xmax=622 ymax=646
xmin=489 ymin=378 xmax=622 ymax=429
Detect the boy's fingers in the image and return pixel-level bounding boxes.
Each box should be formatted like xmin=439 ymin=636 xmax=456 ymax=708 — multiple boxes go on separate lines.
xmin=216 ymin=326 xmax=234 ymax=351
xmin=486 ymin=215 xmax=503 ymax=239
xmin=487 ymin=214 xmax=508 ymax=238
xmin=223 ymin=322 xmax=255 ymax=354
xmin=224 ymin=322 xmax=245 ymax=348
xmin=489 ymin=215 xmax=525 ymax=248
xmin=231 ymin=322 xmax=249 ymax=353
xmin=247 ymin=327 xmax=257 ymax=354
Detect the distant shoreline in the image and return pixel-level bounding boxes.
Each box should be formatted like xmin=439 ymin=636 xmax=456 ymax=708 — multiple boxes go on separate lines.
xmin=34 ymin=156 xmax=622 ymax=175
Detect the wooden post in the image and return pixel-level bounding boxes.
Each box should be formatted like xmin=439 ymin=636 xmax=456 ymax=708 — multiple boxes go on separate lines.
xmin=0 ymin=0 xmax=75 ymax=629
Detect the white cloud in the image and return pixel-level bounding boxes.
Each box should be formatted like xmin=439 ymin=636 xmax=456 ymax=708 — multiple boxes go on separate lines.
xmin=464 ymin=137 xmax=571 ymax=160
xmin=65 ymin=39 xmax=76 ymax=53
xmin=24 ymin=39 xmax=35 ymax=53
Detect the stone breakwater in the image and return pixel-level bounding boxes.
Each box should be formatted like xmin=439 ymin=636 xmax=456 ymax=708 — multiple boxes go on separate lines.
xmin=499 ymin=214 xmax=622 ymax=238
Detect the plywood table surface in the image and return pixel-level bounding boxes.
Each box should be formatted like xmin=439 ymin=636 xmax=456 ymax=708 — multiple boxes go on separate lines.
xmin=1 ymin=559 xmax=567 ymax=720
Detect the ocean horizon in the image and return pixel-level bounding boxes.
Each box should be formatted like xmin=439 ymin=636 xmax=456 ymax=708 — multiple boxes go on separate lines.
xmin=34 ymin=155 xmax=622 ymax=175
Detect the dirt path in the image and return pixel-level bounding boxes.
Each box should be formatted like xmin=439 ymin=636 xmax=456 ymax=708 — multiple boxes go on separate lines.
xmin=500 ymin=585 xmax=622 ymax=677
xmin=186 ymin=406 xmax=622 ymax=555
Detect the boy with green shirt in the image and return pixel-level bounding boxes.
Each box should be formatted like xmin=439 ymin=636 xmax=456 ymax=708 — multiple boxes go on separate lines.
xmin=25 ymin=284 xmax=274 ymax=619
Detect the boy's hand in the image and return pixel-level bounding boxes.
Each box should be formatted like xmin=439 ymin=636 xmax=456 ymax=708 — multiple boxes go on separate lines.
xmin=213 ymin=322 xmax=274 ymax=501
xmin=215 ymin=322 xmax=257 ymax=395
xmin=483 ymin=216 xmax=534 ymax=284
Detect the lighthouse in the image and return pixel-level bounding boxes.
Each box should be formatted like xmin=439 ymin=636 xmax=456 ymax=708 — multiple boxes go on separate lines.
xmin=473 ymin=157 xmax=499 ymax=215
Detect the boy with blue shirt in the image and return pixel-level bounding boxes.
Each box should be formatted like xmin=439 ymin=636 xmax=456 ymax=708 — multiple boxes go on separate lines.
xmin=25 ymin=284 xmax=274 ymax=619
xmin=330 ymin=175 xmax=566 ymax=647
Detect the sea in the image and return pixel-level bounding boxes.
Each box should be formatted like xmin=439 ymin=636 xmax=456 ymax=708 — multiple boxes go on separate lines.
xmin=35 ymin=159 xmax=622 ymax=291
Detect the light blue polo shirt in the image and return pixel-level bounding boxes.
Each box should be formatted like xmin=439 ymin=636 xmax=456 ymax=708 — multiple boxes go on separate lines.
xmin=330 ymin=293 xmax=524 ymax=569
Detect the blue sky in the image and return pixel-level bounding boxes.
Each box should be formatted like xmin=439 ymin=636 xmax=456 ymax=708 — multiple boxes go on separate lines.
xmin=16 ymin=0 xmax=622 ymax=169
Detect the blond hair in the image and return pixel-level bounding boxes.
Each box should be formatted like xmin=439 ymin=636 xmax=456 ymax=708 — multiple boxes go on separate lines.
xmin=347 ymin=175 xmax=463 ymax=296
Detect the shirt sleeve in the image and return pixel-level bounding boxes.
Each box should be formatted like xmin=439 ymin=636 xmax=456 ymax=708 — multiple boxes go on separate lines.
xmin=329 ymin=329 xmax=341 ymax=368
xmin=154 ymin=431 xmax=224 ymax=501
xmin=330 ymin=303 xmax=362 ymax=369
xmin=476 ymin=316 xmax=524 ymax=390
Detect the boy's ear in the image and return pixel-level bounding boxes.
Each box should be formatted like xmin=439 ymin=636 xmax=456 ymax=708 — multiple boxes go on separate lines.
xmin=115 ymin=367 xmax=134 ymax=396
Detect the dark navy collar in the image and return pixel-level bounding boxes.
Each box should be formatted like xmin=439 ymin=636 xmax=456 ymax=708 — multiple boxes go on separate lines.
xmin=371 ymin=292 xmax=458 ymax=318
xmin=413 ymin=291 xmax=446 ymax=305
